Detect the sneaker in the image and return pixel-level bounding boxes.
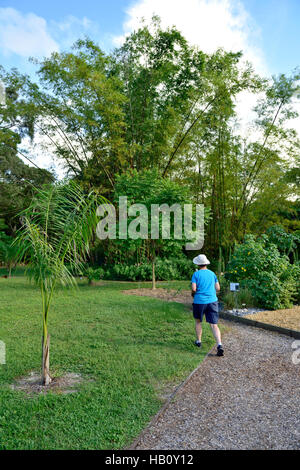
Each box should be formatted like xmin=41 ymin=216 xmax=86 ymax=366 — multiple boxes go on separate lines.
xmin=194 ymin=340 xmax=202 ymax=348
xmin=217 ymin=344 xmax=224 ymax=356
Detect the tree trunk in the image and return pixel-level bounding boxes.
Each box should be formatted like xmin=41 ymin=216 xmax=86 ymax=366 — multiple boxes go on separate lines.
xmin=152 ymin=259 xmax=156 ymax=290
xmin=7 ymin=262 xmax=12 ymax=278
xmin=42 ymin=334 xmax=51 ymax=386
xmin=218 ymin=246 xmax=222 ymax=278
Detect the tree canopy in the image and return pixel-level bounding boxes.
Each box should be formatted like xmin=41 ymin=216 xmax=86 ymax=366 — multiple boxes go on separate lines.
xmin=0 ymin=18 xmax=299 ymax=264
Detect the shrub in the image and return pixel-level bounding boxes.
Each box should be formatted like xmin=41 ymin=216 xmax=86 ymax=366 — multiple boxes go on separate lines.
xmin=266 ymin=225 xmax=300 ymax=259
xmin=83 ymin=257 xmax=194 ymax=283
xmin=226 ymin=234 xmax=299 ymax=310
xmin=218 ymin=275 xmax=229 ymax=299
xmin=84 ymin=267 xmax=105 ymax=285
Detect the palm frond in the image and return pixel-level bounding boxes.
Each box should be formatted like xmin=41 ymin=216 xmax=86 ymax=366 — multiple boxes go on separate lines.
xmin=15 ymin=181 xmax=107 ymax=289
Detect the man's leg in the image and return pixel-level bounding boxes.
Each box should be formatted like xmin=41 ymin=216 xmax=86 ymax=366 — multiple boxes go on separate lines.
xmin=195 ymin=319 xmax=202 ymax=342
xmin=210 ymin=323 xmax=224 ymax=356
xmin=205 ymin=302 xmax=224 ymax=356
xmin=193 ymin=304 xmax=204 ymax=347
xmin=210 ymin=323 xmax=221 ymax=345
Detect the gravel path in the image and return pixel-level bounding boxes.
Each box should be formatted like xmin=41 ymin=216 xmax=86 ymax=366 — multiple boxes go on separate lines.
xmin=133 ymin=321 xmax=300 ymax=450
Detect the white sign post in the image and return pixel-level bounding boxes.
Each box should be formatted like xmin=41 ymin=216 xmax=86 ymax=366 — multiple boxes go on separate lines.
xmin=230 ymin=283 xmax=240 ymax=292
xmin=230 ymin=283 xmax=240 ymax=310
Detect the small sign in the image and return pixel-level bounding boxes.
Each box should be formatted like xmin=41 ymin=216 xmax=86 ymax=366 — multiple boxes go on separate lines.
xmin=230 ymin=282 xmax=240 ymax=292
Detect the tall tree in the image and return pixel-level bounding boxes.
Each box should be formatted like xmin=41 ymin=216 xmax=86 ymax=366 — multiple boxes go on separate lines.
xmin=25 ymin=40 xmax=127 ymax=193
xmin=1 ymin=21 xmax=298 ymax=263
xmin=0 ymin=68 xmax=54 ymax=233
xmin=181 ymin=71 xmax=300 ymax=263
xmin=114 ymin=18 xmax=262 ymax=177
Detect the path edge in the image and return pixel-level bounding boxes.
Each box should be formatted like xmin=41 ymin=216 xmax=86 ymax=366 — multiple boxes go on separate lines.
xmin=126 ymin=345 xmax=215 ymax=450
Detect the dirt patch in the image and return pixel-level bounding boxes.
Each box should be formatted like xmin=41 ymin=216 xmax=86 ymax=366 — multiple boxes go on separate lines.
xmin=123 ymin=288 xmax=192 ymax=305
xmin=244 ymin=306 xmax=300 ymax=331
xmin=11 ymin=371 xmax=84 ymax=396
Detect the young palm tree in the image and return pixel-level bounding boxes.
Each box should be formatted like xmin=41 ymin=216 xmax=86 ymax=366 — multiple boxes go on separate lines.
xmin=16 ymin=182 xmax=105 ymax=385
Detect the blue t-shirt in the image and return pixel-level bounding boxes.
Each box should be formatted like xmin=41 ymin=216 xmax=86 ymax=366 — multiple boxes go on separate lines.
xmin=191 ymin=269 xmax=218 ymax=304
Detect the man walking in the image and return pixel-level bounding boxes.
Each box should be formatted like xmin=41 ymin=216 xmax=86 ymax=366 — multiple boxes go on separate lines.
xmin=191 ymin=254 xmax=224 ymax=356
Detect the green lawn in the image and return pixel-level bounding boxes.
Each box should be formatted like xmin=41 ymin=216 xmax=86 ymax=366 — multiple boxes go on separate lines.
xmin=0 ymin=276 xmax=216 ymax=450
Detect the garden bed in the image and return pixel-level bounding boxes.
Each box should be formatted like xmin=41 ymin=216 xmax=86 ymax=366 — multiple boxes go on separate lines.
xmin=244 ymin=306 xmax=300 ymax=331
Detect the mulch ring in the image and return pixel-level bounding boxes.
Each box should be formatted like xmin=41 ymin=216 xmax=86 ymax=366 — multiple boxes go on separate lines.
xmin=122 ymin=288 xmax=192 ymax=305
xmin=10 ymin=371 xmax=84 ymax=396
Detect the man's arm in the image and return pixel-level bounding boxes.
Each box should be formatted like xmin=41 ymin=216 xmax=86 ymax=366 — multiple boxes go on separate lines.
xmin=191 ymin=282 xmax=197 ymax=297
xmin=215 ymin=282 xmax=220 ymax=294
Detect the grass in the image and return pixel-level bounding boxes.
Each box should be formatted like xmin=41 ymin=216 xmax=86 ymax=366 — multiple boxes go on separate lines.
xmin=0 ymin=276 xmax=216 ymax=450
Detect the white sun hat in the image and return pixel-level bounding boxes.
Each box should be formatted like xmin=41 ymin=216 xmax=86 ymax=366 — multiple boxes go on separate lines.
xmin=192 ymin=254 xmax=210 ymax=265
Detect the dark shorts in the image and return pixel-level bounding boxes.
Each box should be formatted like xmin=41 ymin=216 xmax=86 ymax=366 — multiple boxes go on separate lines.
xmin=193 ymin=301 xmax=219 ymax=324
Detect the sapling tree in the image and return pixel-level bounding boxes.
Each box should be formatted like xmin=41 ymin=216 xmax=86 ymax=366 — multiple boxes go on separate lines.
xmin=15 ymin=182 xmax=105 ymax=385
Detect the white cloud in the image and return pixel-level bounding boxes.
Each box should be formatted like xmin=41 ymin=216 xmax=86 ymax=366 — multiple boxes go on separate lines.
xmin=53 ymin=15 xmax=93 ymax=33
xmin=115 ymin=0 xmax=268 ymax=75
xmin=0 ymin=7 xmax=59 ymax=57
xmin=0 ymin=8 xmax=100 ymax=60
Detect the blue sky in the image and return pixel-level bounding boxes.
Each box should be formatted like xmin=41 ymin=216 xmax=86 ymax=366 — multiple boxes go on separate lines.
xmin=0 ymin=0 xmax=299 ymax=79
xmin=243 ymin=0 xmax=300 ymax=74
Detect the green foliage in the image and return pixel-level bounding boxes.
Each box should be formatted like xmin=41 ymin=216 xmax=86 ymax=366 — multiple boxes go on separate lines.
xmin=0 ymin=219 xmax=18 ymax=276
xmin=284 ymin=261 xmax=300 ymax=304
xmin=111 ymin=169 xmax=202 ymax=287
xmin=222 ymin=287 xmax=257 ymax=310
xmin=26 ymin=40 xmax=127 ymax=192
xmin=1 ymin=19 xmax=299 ymax=274
xmin=219 ymin=272 xmax=257 ymax=309
xmin=84 ymin=256 xmax=193 ymax=282
xmin=226 ymin=233 xmax=299 ymax=309
xmin=112 ymin=169 xmax=193 ymax=249
xmin=266 ymin=225 xmax=300 ymax=259
xmin=85 ymin=266 xmax=105 ymax=284
xmin=0 ymin=68 xmax=54 ymax=233
xmin=16 ymin=182 xmax=103 ymax=288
